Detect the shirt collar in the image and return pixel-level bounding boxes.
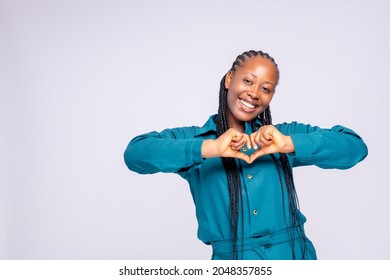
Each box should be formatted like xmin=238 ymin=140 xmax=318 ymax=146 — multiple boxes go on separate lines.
xmin=195 ymin=114 xmax=263 ymax=137
xmin=194 ymin=115 xmax=218 ymax=137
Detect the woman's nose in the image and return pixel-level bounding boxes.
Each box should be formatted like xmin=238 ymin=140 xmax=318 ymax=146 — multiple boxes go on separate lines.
xmin=247 ymin=91 xmax=259 ymax=100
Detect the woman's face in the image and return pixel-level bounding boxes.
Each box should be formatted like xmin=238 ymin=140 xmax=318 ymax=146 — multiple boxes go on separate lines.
xmin=225 ymin=56 xmax=278 ymax=131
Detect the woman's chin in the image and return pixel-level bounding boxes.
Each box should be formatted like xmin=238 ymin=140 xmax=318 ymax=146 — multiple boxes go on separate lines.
xmin=235 ymin=111 xmax=259 ymax=122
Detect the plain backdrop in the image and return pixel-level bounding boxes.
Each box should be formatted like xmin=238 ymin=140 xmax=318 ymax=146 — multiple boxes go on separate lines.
xmin=1 ymin=0 xmax=389 ymax=259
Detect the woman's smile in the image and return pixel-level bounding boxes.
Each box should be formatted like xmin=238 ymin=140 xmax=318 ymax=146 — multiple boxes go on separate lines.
xmin=238 ymin=97 xmax=258 ymax=112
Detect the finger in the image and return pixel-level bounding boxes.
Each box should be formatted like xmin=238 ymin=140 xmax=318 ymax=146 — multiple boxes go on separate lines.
xmin=260 ymin=130 xmax=273 ymax=146
xmin=250 ymin=132 xmax=259 ymax=150
xmin=243 ymin=133 xmax=251 ymax=150
xmin=263 ymin=129 xmax=273 ymax=141
xmin=235 ymin=134 xmax=253 ymax=151
xmin=253 ymin=126 xmax=274 ymax=147
xmin=230 ymin=133 xmax=245 ymax=150
xmin=227 ymin=129 xmax=237 ymax=143
xmin=230 ymin=139 xmax=245 ymax=150
xmin=263 ymin=126 xmax=287 ymax=151
xmin=270 ymin=129 xmax=285 ymax=148
xmin=254 ymin=130 xmax=268 ymax=149
xmin=236 ymin=136 xmax=247 ymax=149
xmin=231 ymin=132 xmax=242 ymax=142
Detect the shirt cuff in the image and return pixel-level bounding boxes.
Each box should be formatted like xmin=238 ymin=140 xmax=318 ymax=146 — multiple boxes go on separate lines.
xmin=290 ymin=134 xmax=313 ymax=159
xmin=186 ymin=139 xmax=205 ymax=166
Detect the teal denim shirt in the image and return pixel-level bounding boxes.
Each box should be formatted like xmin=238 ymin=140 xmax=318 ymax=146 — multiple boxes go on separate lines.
xmin=124 ymin=115 xmax=368 ymax=245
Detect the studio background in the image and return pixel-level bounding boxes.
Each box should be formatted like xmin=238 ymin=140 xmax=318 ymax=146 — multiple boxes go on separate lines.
xmin=1 ymin=0 xmax=389 ymax=259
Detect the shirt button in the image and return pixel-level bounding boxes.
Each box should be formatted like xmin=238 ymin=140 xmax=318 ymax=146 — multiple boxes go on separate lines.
xmin=253 ymin=209 xmax=258 ymax=215
xmin=243 ymin=147 xmax=247 ymax=152
xmin=247 ymin=174 xmax=252 ymax=180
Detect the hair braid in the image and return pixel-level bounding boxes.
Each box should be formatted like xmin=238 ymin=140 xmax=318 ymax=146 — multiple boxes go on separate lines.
xmin=217 ymin=50 xmax=306 ymax=259
xmin=217 ymin=76 xmax=244 ymax=259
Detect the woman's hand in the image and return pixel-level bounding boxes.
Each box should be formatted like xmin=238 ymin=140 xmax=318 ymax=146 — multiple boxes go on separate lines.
xmin=201 ymin=126 xmax=294 ymax=164
xmin=249 ymin=125 xmax=294 ymax=163
xmin=201 ymin=128 xmax=251 ymax=163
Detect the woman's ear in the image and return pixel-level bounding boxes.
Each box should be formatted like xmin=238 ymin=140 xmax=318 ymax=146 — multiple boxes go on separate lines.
xmin=225 ymin=71 xmax=233 ymax=89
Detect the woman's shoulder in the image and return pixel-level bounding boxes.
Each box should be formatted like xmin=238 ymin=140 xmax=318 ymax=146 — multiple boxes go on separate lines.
xmin=274 ymin=121 xmax=315 ymax=134
xmin=156 ymin=115 xmax=218 ymax=139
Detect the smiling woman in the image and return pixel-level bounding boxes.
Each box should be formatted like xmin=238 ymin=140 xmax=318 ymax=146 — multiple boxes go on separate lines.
xmin=225 ymin=55 xmax=277 ymax=128
xmin=123 ymin=50 xmax=368 ymax=260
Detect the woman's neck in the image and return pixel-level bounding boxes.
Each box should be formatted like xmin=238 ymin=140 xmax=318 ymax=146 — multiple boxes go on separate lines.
xmin=228 ymin=115 xmax=245 ymax=133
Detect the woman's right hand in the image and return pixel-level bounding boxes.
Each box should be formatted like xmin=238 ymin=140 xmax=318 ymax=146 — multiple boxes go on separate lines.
xmin=201 ymin=128 xmax=251 ymax=163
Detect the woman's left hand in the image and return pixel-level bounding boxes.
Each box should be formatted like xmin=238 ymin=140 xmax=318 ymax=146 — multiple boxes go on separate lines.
xmin=248 ymin=125 xmax=295 ymax=163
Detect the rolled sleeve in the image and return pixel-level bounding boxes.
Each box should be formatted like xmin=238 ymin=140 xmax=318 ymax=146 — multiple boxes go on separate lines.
xmin=124 ymin=128 xmax=205 ymax=175
xmin=185 ymin=139 xmax=204 ymax=167
xmin=278 ymin=122 xmax=368 ymax=169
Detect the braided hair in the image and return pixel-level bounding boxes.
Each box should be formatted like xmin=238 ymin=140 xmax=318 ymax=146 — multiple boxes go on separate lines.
xmin=216 ymin=50 xmax=307 ymax=259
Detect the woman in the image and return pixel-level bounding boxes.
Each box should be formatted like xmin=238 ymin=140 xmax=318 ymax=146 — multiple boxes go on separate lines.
xmin=124 ymin=50 xmax=368 ymax=260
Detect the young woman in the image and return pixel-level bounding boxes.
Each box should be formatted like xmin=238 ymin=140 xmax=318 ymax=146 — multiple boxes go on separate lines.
xmin=124 ymin=50 xmax=368 ymax=260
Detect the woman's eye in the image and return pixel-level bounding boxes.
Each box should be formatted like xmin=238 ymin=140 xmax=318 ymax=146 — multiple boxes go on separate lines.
xmin=262 ymin=87 xmax=271 ymax=93
xmin=244 ymin=79 xmax=252 ymax=85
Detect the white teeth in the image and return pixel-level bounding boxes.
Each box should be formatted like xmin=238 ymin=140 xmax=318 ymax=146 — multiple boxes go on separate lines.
xmin=240 ymin=99 xmax=255 ymax=109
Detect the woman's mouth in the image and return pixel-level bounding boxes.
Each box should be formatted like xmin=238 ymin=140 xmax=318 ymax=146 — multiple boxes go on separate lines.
xmin=238 ymin=98 xmax=258 ymax=112
xmin=239 ymin=99 xmax=255 ymax=109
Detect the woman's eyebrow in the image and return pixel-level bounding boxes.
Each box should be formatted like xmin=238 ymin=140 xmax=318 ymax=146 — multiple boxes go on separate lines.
xmin=242 ymin=72 xmax=257 ymax=78
xmin=242 ymin=73 xmax=274 ymax=86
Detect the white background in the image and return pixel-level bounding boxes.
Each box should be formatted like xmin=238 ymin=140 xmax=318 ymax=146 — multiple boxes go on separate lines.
xmin=1 ymin=0 xmax=389 ymax=259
